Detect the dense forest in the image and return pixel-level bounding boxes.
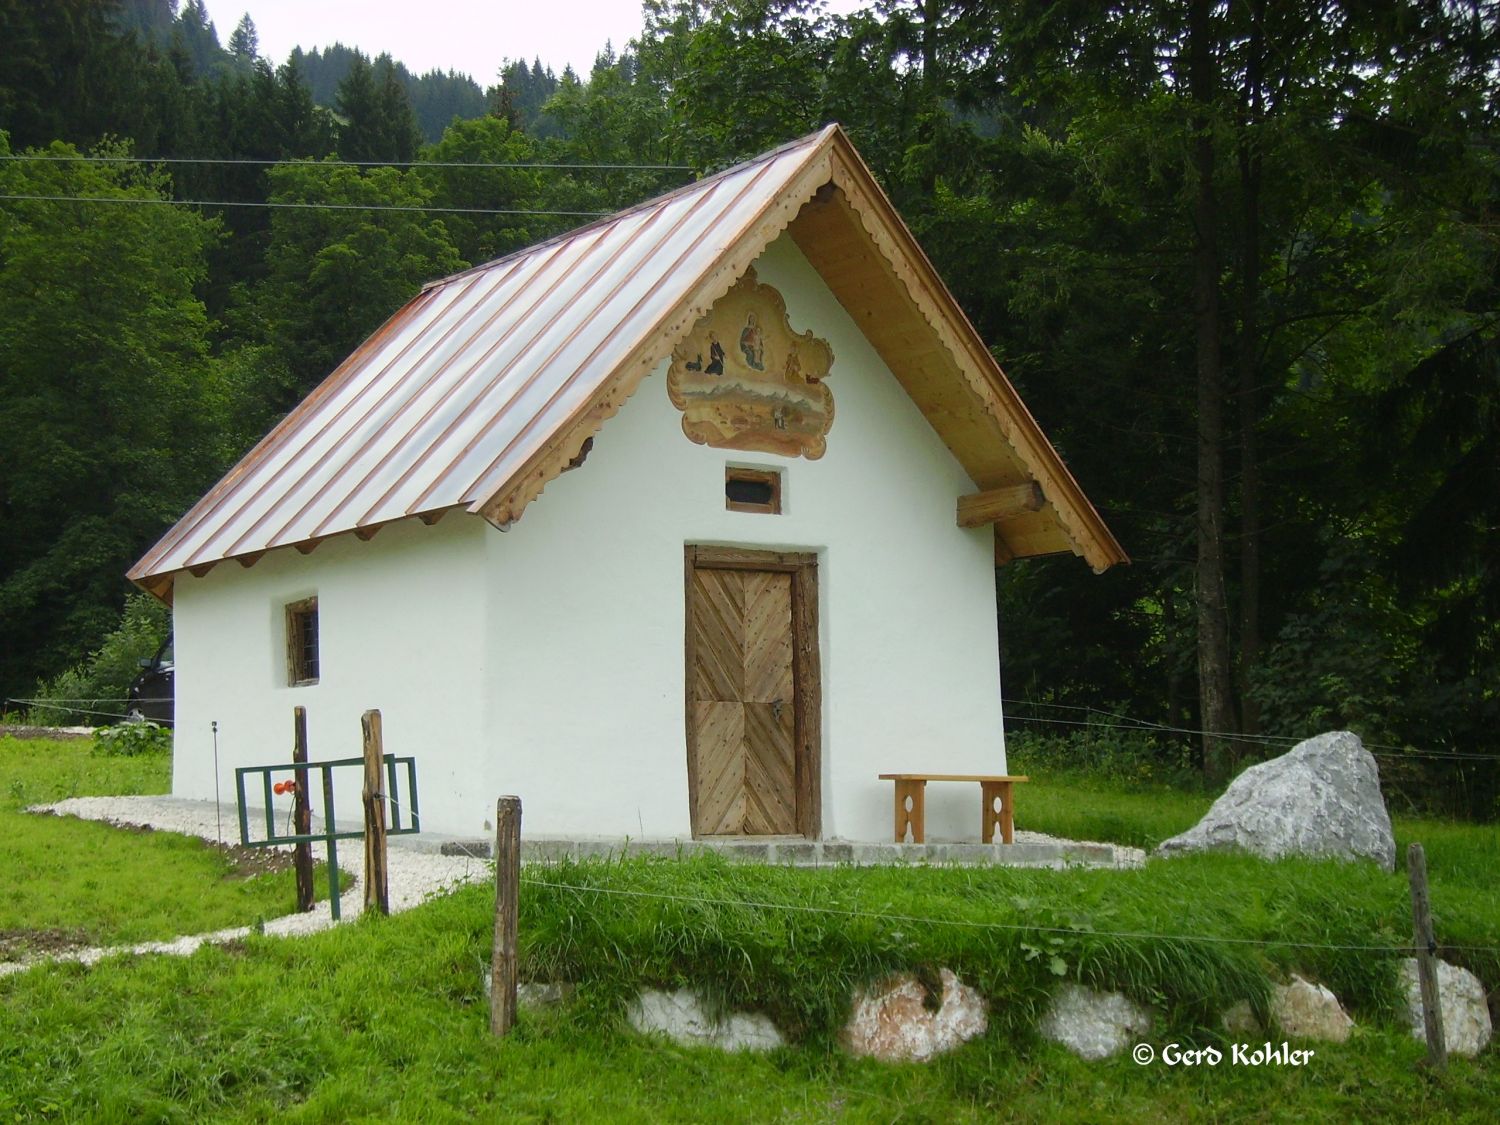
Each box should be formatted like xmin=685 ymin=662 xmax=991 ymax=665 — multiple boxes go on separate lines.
xmin=1 ymin=1 xmax=1495 ymax=816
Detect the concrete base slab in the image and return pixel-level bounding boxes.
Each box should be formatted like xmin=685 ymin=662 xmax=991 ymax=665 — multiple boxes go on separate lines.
xmin=419 ymin=834 xmax=1127 ymax=868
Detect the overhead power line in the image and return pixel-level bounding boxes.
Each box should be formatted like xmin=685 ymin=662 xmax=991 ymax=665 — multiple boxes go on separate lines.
xmin=0 ymin=154 xmax=695 ymax=172
xmin=0 ymin=192 xmax=611 ymax=218
xmin=1000 ymin=698 xmax=1495 ymax=763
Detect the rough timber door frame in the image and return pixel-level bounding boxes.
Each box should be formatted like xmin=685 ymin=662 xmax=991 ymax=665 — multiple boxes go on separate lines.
xmin=685 ymin=546 xmax=821 ymax=839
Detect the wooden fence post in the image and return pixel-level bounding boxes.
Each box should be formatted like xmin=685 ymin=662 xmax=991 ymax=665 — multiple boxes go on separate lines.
xmin=491 ymin=795 xmax=522 ymax=1037
xmin=292 ymin=707 xmax=315 ymax=913
xmin=361 ymin=710 xmax=390 ymax=916
xmin=1407 ymin=842 xmax=1446 ymax=1070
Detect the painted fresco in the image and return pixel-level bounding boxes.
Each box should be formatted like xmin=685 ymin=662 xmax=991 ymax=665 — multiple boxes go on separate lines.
xmin=668 ymin=269 xmax=835 ymax=459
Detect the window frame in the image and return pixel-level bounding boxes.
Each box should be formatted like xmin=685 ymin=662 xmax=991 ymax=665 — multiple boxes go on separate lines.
xmin=724 ymin=466 xmax=783 ymax=515
xmin=285 ymin=597 xmax=320 ymax=686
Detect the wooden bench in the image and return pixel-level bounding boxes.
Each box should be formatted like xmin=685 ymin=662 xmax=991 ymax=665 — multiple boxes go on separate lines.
xmin=877 ymin=774 xmax=1030 ymax=845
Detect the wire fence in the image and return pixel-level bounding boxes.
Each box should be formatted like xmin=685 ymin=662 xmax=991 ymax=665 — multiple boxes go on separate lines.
xmin=8 ymin=691 xmax=1493 ymax=765
xmin=1000 ymin=697 xmax=1494 ymax=764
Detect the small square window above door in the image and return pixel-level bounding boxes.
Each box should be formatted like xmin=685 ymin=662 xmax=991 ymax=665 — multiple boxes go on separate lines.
xmin=724 ymin=466 xmax=782 ymax=514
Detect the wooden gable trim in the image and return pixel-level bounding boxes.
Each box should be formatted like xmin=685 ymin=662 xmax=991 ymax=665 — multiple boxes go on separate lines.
xmin=815 ymin=134 xmax=1126 ymax=573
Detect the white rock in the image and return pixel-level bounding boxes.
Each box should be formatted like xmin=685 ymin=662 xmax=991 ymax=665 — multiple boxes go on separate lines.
xmin=1271 ymin=974 xmax=1353 ymax=1042
xmin=1157 ymin=731 xmax=1395 ymax=870
xmin=518 ymin=981 xmax=576 ymax=1010
xmin=628 ymin=989 xmax=784 ymax=1052
xmin=841 ymin=969 xmax=988 ymax=1062
xmin=1040 ymin=984 xmax=1153 ymax=1060
xmin=1398 ymin=958 xmax=1492 ymax=1058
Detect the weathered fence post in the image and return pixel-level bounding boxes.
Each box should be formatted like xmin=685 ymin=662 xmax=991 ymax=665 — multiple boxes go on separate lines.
xmin=361 ymin=710 xmax=390 ymax=916
xmin=491 ymin=795 xmax=522 ymax=1037
xmin=292 ymin=707 xmax=315 ymax=913
xmin=1407 ymin=842 xmax=1447 ymax=1070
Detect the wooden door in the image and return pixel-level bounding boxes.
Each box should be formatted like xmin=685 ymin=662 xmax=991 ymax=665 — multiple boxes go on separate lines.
xmin=686 ymin=548 xmax=820 ymax=837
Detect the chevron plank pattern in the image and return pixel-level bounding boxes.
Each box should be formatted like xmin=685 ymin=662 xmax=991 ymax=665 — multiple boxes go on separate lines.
xmin=690 ymin=567 xmax=797 ymax=835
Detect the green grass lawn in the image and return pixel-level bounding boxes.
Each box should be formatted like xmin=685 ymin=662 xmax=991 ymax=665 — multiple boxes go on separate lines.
xmin=1 ymin=734 xmax=1496 ymax=1122
xmin=1012 ymin=770 xmax=1212 ymax=848
xmin=0 ymin=736 xmax=331 ymax=958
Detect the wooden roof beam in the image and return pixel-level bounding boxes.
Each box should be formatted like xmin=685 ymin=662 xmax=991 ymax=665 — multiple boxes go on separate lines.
xmin=957 ymin=482 xmax=1044 ymax=529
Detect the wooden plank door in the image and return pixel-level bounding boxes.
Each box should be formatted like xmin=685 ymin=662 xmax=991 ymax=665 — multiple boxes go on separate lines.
xmin=686 ymin=548 xmax=820 ymax=838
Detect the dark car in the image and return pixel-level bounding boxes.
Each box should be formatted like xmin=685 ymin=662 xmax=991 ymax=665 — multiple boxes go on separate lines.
xmin=127 ymin=636 xmax=174 ymax=725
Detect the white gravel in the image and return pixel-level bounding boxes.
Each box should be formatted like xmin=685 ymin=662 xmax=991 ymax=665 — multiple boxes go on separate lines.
xmin=1011 ymin=829 xmax=1147 ymax=869
xmin=4 ymin=794 xmax=490 ymax=978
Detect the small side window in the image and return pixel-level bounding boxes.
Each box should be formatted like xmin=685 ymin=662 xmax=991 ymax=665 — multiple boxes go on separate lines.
xmin=286 ymin=597 xmax=319 ymax=686
xmin=725 ymin=466 xmax=782 ymax=514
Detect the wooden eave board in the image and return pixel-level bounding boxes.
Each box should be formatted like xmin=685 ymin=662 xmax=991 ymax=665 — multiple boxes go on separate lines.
xmin=789 ymin=141 xmax=1126 ymax=572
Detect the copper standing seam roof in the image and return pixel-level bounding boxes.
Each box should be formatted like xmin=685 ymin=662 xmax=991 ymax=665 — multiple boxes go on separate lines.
xmin=130 ymin=125 xmax=1125 ymax=597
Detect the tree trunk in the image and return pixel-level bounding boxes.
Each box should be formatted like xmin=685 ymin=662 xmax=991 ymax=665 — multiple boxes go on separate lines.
xmin=1189 ymin=0 xmax=1237 ymax=782
xmin=1236 ymin=0 xmax=1266 ymax=741
xmin=917 ymin=0 xmax=942 ymax=195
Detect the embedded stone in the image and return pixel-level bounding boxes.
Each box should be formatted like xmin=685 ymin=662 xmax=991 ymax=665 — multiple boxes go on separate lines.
xmin=1271 ymin=974 xmax=1353 ymax=1042
xmin=841 ymin=969 xmax=988 ymax=1062
xmin=1157 ymin=731 xmax=1395 ymax=870
xmin=1221 ymin=1000 xmax=1262 ymax=1036
xmin=1039 ymin=984 xmax=1153 ymax=1060
xmin=628 ymin=989 xmax=784 ymax=1052
xmin=1398 ymin=958 xmax=1492 ymax=1058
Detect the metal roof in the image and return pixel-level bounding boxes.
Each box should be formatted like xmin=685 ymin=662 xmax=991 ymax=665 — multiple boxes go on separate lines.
xmin=131 ymin=124 xmax=1125 ymax=596
xmin=130 ymin=129 xmax=838 ymax=589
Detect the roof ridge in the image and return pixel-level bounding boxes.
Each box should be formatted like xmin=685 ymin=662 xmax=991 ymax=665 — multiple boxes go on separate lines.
xmin=420 ymin=125 xmax=839 ymax=294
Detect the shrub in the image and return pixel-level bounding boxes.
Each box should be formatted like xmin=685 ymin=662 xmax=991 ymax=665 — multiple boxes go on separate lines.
xmin=93 ymin=721 xmax=172 ymax=757
xmin=27 ymin=594 xmax=169 ymax=726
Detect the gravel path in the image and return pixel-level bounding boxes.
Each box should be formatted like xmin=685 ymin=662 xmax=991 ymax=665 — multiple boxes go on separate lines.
xmin=4 ymin=795 xmax=1144 ymax=979
xmin=3 ymin=795 xmax=490 ymax=978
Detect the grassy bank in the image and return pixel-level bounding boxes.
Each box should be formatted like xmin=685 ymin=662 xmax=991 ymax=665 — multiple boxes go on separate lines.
xmin=0 ymin=736 xmax=331 ymax=958
xmin=3 ymin=836 xmax=1498 ymax=1120
xmin=2 ymin=881 xmax=1497 ymax=1123
xmin=1 ymin=730 xmax=1496 ymax=1121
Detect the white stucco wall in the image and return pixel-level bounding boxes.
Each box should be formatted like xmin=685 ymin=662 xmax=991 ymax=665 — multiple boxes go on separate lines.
xmin=171 ymin=516 xmax=490 ymax=834
xmin=482 ymin=234 xmax=1007 ymax=842
xmin=171 ymin=232 xmax=1008 ymax=843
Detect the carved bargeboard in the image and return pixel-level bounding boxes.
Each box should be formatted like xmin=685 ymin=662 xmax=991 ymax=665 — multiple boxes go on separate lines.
xmin=668 ymin=269 xmax=835 ymax=459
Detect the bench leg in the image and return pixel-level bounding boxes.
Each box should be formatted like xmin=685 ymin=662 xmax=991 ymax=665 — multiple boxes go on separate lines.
xmin=981 ymin=781 xmax=1015 ymax=845
xmin=894 ymin=779 xmax=926 ymax=844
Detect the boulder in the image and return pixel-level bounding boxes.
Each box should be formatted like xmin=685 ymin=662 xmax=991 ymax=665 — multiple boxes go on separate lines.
xmin=1271 ymin=974 xmax=1353 ymax=1042
xmin=628 ymin=989 xmax=784 ymax=1052
xmin=518 ymin=981 xmax=575 ymax=1010
xmin=841 ymin=969 xmax=988 ymax=1062
xmin=1398 ymin=958 xmax=1492 ymax=1058
xmin=1156 ymin=731 xmax=1395 ymax=870
xmin=1039 ymin=984 xmax=1153 ymax=1060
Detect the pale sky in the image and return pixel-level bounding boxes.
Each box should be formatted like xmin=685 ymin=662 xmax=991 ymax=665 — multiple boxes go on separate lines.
xmin=201 ymin=1 xmax=869 ymax=87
